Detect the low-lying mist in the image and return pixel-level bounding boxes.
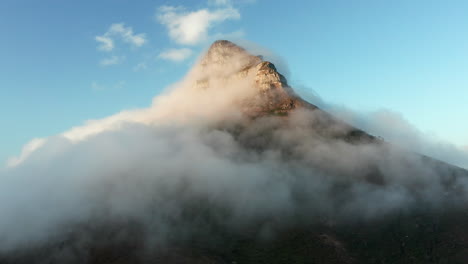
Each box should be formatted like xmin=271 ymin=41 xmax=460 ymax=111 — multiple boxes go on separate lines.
xmin=1 ymin=41 xmax=468 ymax=257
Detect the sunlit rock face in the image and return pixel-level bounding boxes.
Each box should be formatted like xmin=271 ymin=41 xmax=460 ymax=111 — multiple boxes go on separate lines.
xmin=200 ymin=40 xmax=261 ymax=71
xmin=252 ymin=61 xmax=308 ymax=115
xmin=195 ymin=40 xmax=315 ymax=117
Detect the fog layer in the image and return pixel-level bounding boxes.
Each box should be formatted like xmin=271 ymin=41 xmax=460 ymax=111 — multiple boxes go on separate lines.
xmin=1 ymin=41 xmax=467 ymax=254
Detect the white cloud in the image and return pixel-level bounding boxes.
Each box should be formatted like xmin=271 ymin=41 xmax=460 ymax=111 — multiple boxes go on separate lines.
xmin=158 ymin=48 xmax=193 ymax=62
xmin=327 ymin=107 xmax=468 ymax=169
xmin=95 ymin=23 xmax=147 ymax=51
xmin=6 ymin=138 xmax=46 ymax=167
xmin=95 ymin=36 xmax=114 ymax=52
xmin=99 ymin=55 xmax=124 ymax=66
xmin=108 ymin=23 xmax=147 ymax=47
xmin=156 ymin=5 xmax=240 ymax=45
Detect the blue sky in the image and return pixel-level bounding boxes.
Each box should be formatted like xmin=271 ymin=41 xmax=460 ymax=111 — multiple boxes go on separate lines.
xmin=1 ymin=0 xmax=468 ymax=164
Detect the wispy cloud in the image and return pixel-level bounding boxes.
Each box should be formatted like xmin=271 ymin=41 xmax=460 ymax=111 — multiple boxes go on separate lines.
xmin=158 ymin=48 xmax=193 ymax=62
xmin=327 ymin=107 xmax=468 ymax=168
xmin=6 ymin=138 xmax=46 ymax=167
xmin=156 ymin=5 xmax=240 ymax=45
xmin=95 ymin=36 xmax=114 ymax=52
xmin=99 ymin=55 xmax=124 ymax=66
xmin=95 ymin=23 xmax=147 ymax=51
xmin=108 ymin=23 xmax=147 ymax=47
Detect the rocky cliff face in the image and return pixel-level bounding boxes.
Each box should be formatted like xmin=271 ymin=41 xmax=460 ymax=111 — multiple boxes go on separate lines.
xmin=196 ymin=40 xmax=314 ymax=117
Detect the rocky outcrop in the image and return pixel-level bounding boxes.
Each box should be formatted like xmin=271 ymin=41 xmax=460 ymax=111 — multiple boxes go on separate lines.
xmin=200 ymin=40 xmax=261 ymax=70
xmin=196 ymin=40 xmax=316 ymax=117
xmin=252 ymin=61 xmax=307 ymax=115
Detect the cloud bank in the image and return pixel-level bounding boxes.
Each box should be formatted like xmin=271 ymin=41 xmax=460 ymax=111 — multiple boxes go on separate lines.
xmin=319 ymin=106 xmax=468 ymax=169
xmin=2 ymin=43 xmax=468 ymax=260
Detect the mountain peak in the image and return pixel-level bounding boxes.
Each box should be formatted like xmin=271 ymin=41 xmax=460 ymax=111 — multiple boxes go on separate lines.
xmin=206 ymin=40 xmax=249 ymax=57
xmin=209 ymin=39 xmax=243 ymax=51
xmin=197 ymin=40 xmax=316 ymax=116
xmin=200 ymin=40 xmax=261 ymax=68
